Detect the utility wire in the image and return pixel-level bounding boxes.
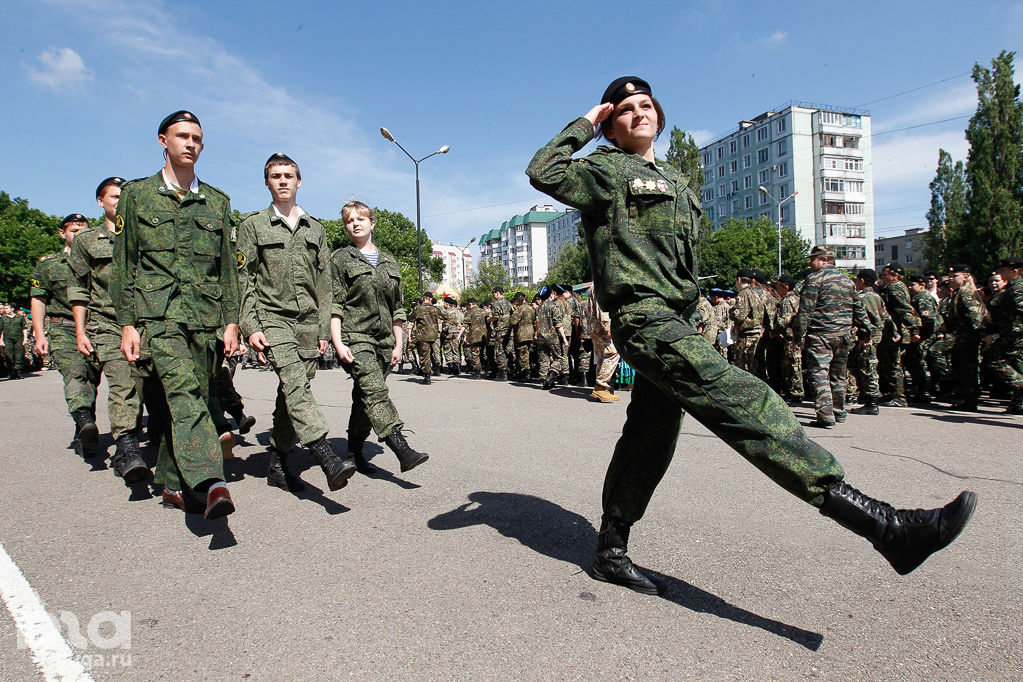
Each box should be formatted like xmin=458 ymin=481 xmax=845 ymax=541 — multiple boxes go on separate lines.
xmin=854 ymin=72 xmax=971 ymax=108
xmin=873 ymin=115 xmax=971 ymax=137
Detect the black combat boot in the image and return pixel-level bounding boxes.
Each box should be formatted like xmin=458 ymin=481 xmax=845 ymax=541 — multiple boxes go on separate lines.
xmin=853 ymin=399 xmax=879 ymax=415
xmin=495 ymin=371 xmax=508 ymax=382
xmin=111 ymin=433 xmax=150 ymax=482
xmin=72 ymin=408 xmax=99 ymax=449
xmin=347 ymin=437 xmax=377 ymax=475
xmin=423 ymin=372 xmax=431 ymax=385
xmin=452 ymin=363 xmax=460 ymax=376
xmin=230 ymin=409 xmax=256 ymax=435
xmin=70 ymin=428 xmax=86 ymax=458
xmin=265 ymin=447 xmax=301 ymax=490
xmin=542 ymin=371 xmax=557 ymax=390
xmin=308 ymin=438 xmax=357 ymax=491
xmin=432 ymin=365 xmax=441 ymax=376
xmin=819 ymin=482 xmax=977 ymax=575
xmin=384 ymin=431 xmax=429 ymax=472
xmin=591 ymin=515 xmax=665 ymax=595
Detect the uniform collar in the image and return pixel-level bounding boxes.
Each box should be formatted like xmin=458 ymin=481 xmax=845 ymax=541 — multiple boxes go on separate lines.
xmin=161 ymin=168 xmax=200 ymax=194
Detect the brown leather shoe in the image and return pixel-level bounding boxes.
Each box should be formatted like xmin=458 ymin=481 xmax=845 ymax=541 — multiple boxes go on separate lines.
xmin=204 ymin=486 xmax=235 ymax=520
xmin=161 ymin=489 xmax=186 ymax=511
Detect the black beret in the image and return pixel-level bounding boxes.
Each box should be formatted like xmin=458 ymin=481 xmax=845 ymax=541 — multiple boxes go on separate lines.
xmin=550 ymin=284 xmax=564 ymax=295
xmin=998 ymin=256 xmax=1023 ymax=268
xmin=466 ymin=298 xmax=478 ymax=304
xmin=60 ymin=213 xmax=88 ymax=228
xmin=908 ymin=274 xmax=927 ymax=285
xmin=724 ymin=290 xmax=736 ymax=296
xmin=884 ymin=261 xmax=904 ymax=275
xmin=481 ymin=299 xmax=492 ymax=307
xmin=95 ymin=176 xmax=125 ymax=198
xmin=560 ymin=284 xmax=572 ymax=292
xmin=158 ymin=110 xmax=201 ymax=135
xmin=601 ymin=76 xmax=652 ymax=105
xmin=492 ymin=286 xmax=504 ymax=294
xmin=736 ymin=268 xmax=756 ymax=279
xmin=753 ymin=270 xmax=770 ymax=284
xmin=949 ymin=263 xmax=972 ymax=274
xmin=856 ymin=268 xmax=878 ymax=284
xmin=537 ymin=286 xmax=550 ymax=299
xmin=776 ymin=275 xmax=796 ymax=288
xmin=410 ymin=301 xmax=420 ymax=309
xmin=443 ymin=296 xmax=458 ymax=305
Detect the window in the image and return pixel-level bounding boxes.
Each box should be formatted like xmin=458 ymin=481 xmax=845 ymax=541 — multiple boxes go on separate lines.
xmin=718 ymin=203 xmax=727 ymax=216
xmin=730 ymin=160 xmax=737 ymax=173
xmin=824 ymin=178 xmax=842 ymax=192
xmin=906 ymin=254 xmax=913 ymax=264
xmin=703 ymin=152 xmax=712 ymax=165
xmin=730 ymin=180 xmax=739 ymax=193
xmin=835 ymin=246 xmax=866 ymax=260
xmin=822 ymin=134 xmax=839 ymax=147
xmin=781 ymin=205 xmax=790 ymax=221
xmin=845 ymin=158 xmax=863 ymax=171
xmin=846 ymin=180 xmax=864 ymax=193
xmin=843 ymin=136 xmax=860 ymax=149
xmin=717 ymin=165 xmax=725 ymax=178
xmin=778 ymin=162 xmax=788 ymax=177
xmin=745 ymin=195 xmax=753 ymax=209
xmin=743 ymin=154 xmax=751 ymax=168
xmin=757 ymin=127 xmax=769 ymax=142
xmin=732 ymin=199 xmax=740 ymax=211
xmin=760 ymin=191 xmax=770 ymax=206
xmin=704 ymin=170 xmax=713 ymax=184
xmin=846 ymin=203 xmax=865 ymax=215
xmin=845 ymin=114 xmax=862 ymax=128
xmin=777 ymin=140 xmax=787 ymax=155
xmin=758 ymin=169 xmax=771 ymax=183
xmin=717 ymin=184 xmax=726 ymax=198
xmin=824 ymin=201 xmax=844 ymax=214
xmin=875 ymin=242 xmax=884 ymax=252
xmin=758 ymin=148 xmax=770 ymax=163
xmin=703 ymin=189 xmax=714 ymax=202
xmin=743 ymin=133 xmax=750 ymax=148
xmin=776 ymin=118 xmax=787 ymax=133
xmin=778 ymin=183 xmax=789 ymax=198
xmin=729 ymin=140 xmax=737 ymax=154
xmin=761 ymin=211 xmax=771 ymax=220
xmin=707 ymin=208 xmax=715 ymax=220
xmin=717 ymin=147 xmax=724 ymax=159
xmin=847 ymin=224 xmax=864 ymax=238
xmin=821 ymin=111 xmax=842 ymax=125
xmin=744 ymin=174 xmax=752 ymax=189
xmin=905 ymin=240 xmax=913 ymax=249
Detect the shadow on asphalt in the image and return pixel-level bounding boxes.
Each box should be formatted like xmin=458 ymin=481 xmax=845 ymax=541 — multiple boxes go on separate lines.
xmin=428 ymin=492 xmax=823 ymax=651
xmin=183 ymin=514 xmax=238 ymax=550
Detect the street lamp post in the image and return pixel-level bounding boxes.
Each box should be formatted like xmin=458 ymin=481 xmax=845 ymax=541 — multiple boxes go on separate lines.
xmin=459 ymin=237 xmax=476 ymax=291
xmin=380 ymin=127 xmax=450 ymax=296
xmin=758 ymin=185 xmax=798 ymax=277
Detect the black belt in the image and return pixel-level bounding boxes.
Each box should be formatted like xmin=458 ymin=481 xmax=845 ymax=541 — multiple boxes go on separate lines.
xmin=47 ymin=315 xmax=75 ymax=325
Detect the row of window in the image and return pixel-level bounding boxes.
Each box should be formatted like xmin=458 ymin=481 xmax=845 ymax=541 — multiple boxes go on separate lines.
xmin=834 ymin=245 xmax=866 ymax=259
xmin=707 ymin=160 xmax=790 ymax=187
xmin=820 ymin=133 xmax=860 ymax=149
xmin=703 ymin=118 xmax=790 ymax=165
xmin=820 ymin=112 xmax=862 ymax=128
xmin=823 ymin=178 xmax=864 ymax=193
xmin=823 ymin=202 xmax=865 ymax=215
xmin=708 ymin=141 xmax=789 ymax=174
xmin=822 ymin=156 xmax=863 ymax=171
xmin=826 ymin=224 xmax=865 ymax=238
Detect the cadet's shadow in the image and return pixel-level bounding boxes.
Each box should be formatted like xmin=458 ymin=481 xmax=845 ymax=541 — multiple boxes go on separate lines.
xmin=546 ymin=386 xmax=599 ymax=401
xmin=916 ymin=412 xmax=1023 ymax=429
xmin=329 ymin=438 xmax=421 ymax=491
xmin=428 ymin=492 xmax=823 ymax=651
xmin=183 ymin=513 xmax=238 ymax=550
xmin=238 ymin=438 xmax=350 ymax=514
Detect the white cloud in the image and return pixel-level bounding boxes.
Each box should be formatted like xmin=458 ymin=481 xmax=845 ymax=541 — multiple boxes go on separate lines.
xmin=871 ymin=80 xmax=977 ymax=132
xmin=758 ymin=30 xmax=788 ymax=47
xmin=872 ymin=129 xmax=968 ymax=188
xmin=25 ymin=47 xmax=92 ymax=89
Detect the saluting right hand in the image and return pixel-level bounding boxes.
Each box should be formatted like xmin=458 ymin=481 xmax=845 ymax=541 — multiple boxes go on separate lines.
xmin=584 ymin=103 xmax=614 ymax=131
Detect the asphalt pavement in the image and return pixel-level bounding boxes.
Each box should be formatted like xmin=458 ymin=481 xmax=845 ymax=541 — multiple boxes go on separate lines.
xmin=0 ymin=365 xmax=1020 ymax=680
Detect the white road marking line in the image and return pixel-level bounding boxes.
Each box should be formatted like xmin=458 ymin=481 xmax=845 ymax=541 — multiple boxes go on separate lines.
xmin=0 ymin=540 xmax=94 ymax=682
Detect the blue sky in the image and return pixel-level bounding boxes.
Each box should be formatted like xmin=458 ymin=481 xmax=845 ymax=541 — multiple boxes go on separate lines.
xmin=1 ymin=0 xmax=1021 ymax=260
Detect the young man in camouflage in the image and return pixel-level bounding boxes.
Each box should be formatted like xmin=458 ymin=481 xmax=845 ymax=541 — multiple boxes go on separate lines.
xmin=729 ymin=269 xmax=765 ymax=373
xmin=791 ymin=246 xmax=868 ymax=428
xmin=877 ymin=262 xmax=921 ymax=408
xmin=410 ymin=292 xmax=441 ymax=384
xmin=709 ymin=288 xmax=731 ymax=359
xmin=461 ymin=298 xmax=486 ymax=379
xmin=983 ymin=257 xmax=1023 ymax=414
xmin=773 ymin=275 xmax=804 ymax=403
xmin=849 ymin=269 xmax=887 ymax=415
xmin=905 ymin=274 xmax=940 ymax=403
xmin=237 ymin=153 xmax=356 ymax=489
xmin=944 ymin=264 xmax=988 ymax=411
xmin=535 ymin=285 xmax=568 ymax=390
xmin=440 ymin=296 xmax=463 ymax=375
xmin=509 ymin=291 xmax=534 ymax=381
xmin=111 ymin=110 xmax=240 ymax=519
xmin=2 ymin=303 xmax=28 ymax=379
xmin=68 ymin=180 xmax=149 ymax=481
xmin=586 ymin=283 xmax=620 ymax=403
xmin=29 ymin=215 xmax=102 ymax=456
xmin=490 ymin=287 xmax=514 ymax=381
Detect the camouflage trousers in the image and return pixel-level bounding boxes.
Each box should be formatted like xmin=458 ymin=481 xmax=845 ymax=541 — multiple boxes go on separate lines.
xmin=48 ymin=322 xmax=99 ymax=416
xmin=536 ymin=339 xmax=564 ymax=378
xmin=443 ymin=335 xmax=462 ymax=368
xmin=877 ymin=340 xmax=907 ymax=404
xmin=341 ymin=340 xmax=403 ymax=442
xmin=465 ymin=342 xmax=483 ymax=374
xmin=903 ymin=340 xmax=931 ymax=395
xmin=515 ymin=341 xmax=532 ymax=377
xmin=3 ymin=336 xmax=25 ymax=371
xmin=926 ymin=336 xmax=953 ymax=393
xmin=569 ymin=335 xmax=593 ymax=382
xmin=847 ymin=337 xmax=880 ymax=401
xmin=591 ymin=333 xmax=619 ymax=391
xmin=265 ymin=329 xmax=328 ymax=452
xmin=804 ymin=333 xmax=850 ymax=422
xmin=415 ymin=338 xmax=436 ymax=375
xmin=781 ymin=339 xmax=804 ymax=398
xmin=602 ymin=307 xmax=844 ymax=524
xmin=86 ymin=323 xmax=143 ymax=440
xmin=951 ymin=337 xmax=981 ymax=405
xmin=144 ymin=322 xmax=224 ymax=493
xmin=732 ymin=333 xmax=761 ymax=375
xmin=493 ymin=329 xmax=512 ymax=371
xmin=986 ymin=340 xmax=1023 ymax=408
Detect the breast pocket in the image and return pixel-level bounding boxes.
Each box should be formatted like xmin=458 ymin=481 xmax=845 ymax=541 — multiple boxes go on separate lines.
xmin=304 ymin=234 xmax=325 ymax=272
xmin=627 ymin=185 xmax=676 ymax=236
xmin=193 ymin=215 xmax=223 ymax=257
xmin=137 ymin=210 xmax=175 ymax=251
xmin=92 ymin=238 xmax=114 ymax=261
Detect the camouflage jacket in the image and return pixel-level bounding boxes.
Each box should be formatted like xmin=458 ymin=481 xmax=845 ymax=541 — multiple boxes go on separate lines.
xmin=527 ymin=118 xmax=702 ymax=319
xmin=329 ymin=246 xmax=405 ymax=346
xmin=67 ymin=224 xmax=119 ymax=330
xmin=491 ymin=296 xmax=513 ymax=333
xmin=510 ymin=301 xmax=535 ymax=343
xmin=858 ymin=290 xmax=888 ymax=342
xmin=237 ymin=206 xmax=330 ymax=344
xmin=442 ymin=306 xmax=464 ymax=336
xmin=462 ymin=306 xmax=486 ymax=344
xmin=911 ymin=290 xmax=940 ymax=340
xmin=758 ymin=286 xmax=777 ymax=333
xmin=111 ymin=171 xmax=240 ymax=330
xmin=695 ymin=296 xmax=716 ymax=344
xmin=410 ymin=302 xmax=441 ymax=343
xmin=30 ymin=251 xmax=74 ymax=319
xmin=985 ymin=278 xmax=1023 ymax=344
xmin=536 ymin=298 xmax=565 ymax=345
xmin=713 ymin=300 xmax=731 ymax=331
xmin=879 ymin=279 xmax=920 ymax=343
xmin=775 ymin=291 xmax=801 ymax=339
xmin=730 ymin=286 xmax=765 ymax=336
xmin=792 ymin=265 xmax=867 ymax=340
xmin=2 ymin=312 xmax=27 ymax=342
xmin=945 ymin=280 xmax=987 ymax=341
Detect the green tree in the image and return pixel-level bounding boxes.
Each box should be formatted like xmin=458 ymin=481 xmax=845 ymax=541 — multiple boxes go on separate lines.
xmin=459 ymin=257 xmax=512 ymax=304
xmin=960 ymin=50 xmax=1023 ymax=274
xmin=924 ymin=149 xmax=968 ymax=270
xmin=696 ymin=216 xmax=811 ymax=289
xmin=0 ymin=191 xmax=63 ymax=306
xmin=540 ymin=241 xmax=590 ymax=287
xmin=323 ymin=207 xmax=444 ymax=309
xmin=661 ymin=126 xmax=704 ymax=185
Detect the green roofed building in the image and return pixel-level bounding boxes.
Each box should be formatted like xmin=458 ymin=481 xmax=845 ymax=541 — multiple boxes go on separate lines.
xmin=479 ymin=204 xmax=564 ymax=286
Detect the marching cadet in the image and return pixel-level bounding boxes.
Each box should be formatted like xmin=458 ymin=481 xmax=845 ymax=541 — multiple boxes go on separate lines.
xmin=586 ymin=282 xmax=620 ymax=403
xmin=491 ymin=287 xmax=514 ymax=381
xmin=527 ymin=75 xmax=974 ymax=595
xmin=877 ymin=262 xmax=920 ymax=408
xmin=536 ymin=285 xmax=567 ymax=390
xmin=2 ymin=303 xmax=28 ymax=379
xmin=509 ymin=291 xmax=535 ymax=381
xmin=849 ymin=269 xmax=887 ymax=416
xmin=111 ymin=110 xmax=240 ymax=519
xmin=730 ymin=268 xmax=766 ymax=373
xmin=753 ymin=270 xmax=775 ymax=381
xmin=695 ymin=289 xmax=716 ymax=348
xmin=238 ymin=153 xmax=357 ymax=490
xmin=68 ymin=180 xmax=149 ymax=481
xmin=462 ymin=298 xmax=486 ymax=379
xmin=441 ymin=296 xmax=464 ymax=375
xmin=906 ymin=274 xmax=939 ymax=403
xmin=409 ymin=292 xmax=441 ymax=384
xmin=982 ymin=257 xmax=1023 ymax=414
xmin=773 ymin=275 xmax=804 ymax=403
xmin=480 ymin=299 xmax=496 ymax=375
xmin=709 ymin=288 xmax=731 ymax=358
xmin=943 ymin=264 xmax=988 ymax=411
xmin=330 ymin=200 xmax=428 ymax=474
xmin=30 ymin=215 xmax=103 ymax=458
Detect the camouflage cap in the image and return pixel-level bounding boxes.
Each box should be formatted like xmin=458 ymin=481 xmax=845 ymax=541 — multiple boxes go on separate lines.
xmin=809 ymin=245 xmax=836 ymax=259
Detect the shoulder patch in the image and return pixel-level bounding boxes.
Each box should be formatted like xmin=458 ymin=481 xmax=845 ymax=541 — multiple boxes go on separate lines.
xmin=30 ymin=278 xmax=41 ymax=288
xmin=236 ymin=250 xmax=246 ymax=270
xmin=113 ymin=214 xmax=124 ymax=234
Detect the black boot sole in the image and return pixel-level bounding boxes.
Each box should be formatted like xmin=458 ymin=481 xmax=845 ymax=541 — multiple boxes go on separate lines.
xmin=325 ymin=463 xmax=357 ymax=491
xmin=399 ymin=453 xmax=429 ymax=473
xmin=121 ymin=461 xmax=150 ymax=483
xmin=237 ymin=415 xmax=256 ymax=435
